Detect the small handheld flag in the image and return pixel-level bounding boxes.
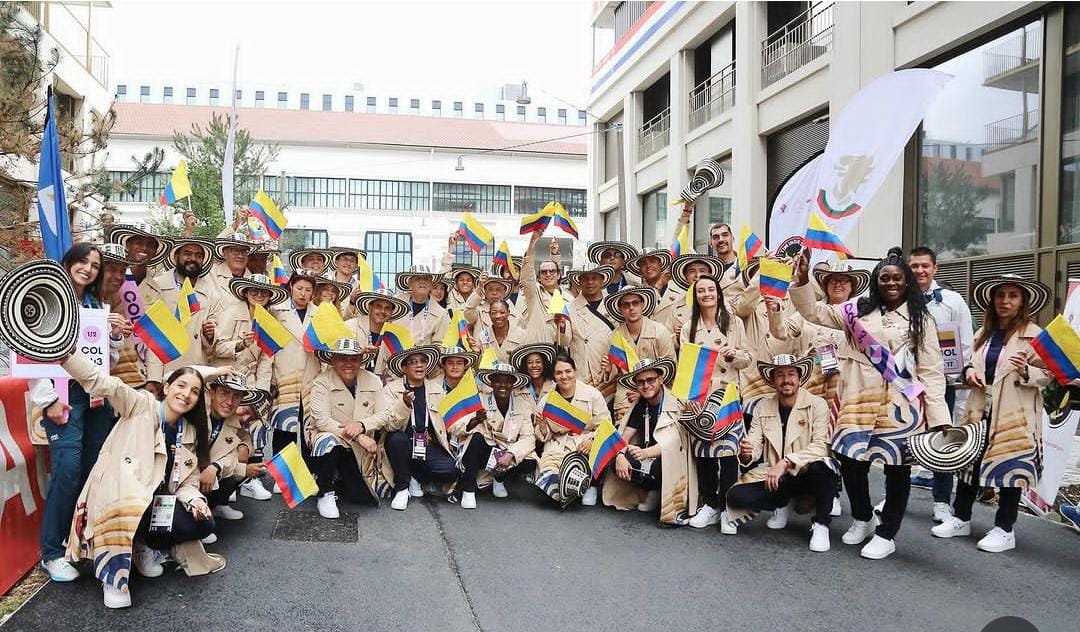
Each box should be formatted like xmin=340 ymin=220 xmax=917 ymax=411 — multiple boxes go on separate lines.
xmin=458 ymin=212 xmax=494 ymax=253
xmin=547 ymin=288 xmax=571 ymax=319
xmin=542 ymin=391 xmax=590 ymax=434
xmin=265 ymin=442 xmax=319 ymax=509
xmin=672 ymin=342 xmax=721 ymax=403
xmin=608 ymin=330 xmax=640 ymax=374
xmin=670 ymin=223 xmax=691 ymax=258
xmin=442 ymin=310 xmax=473 ymax=351
xmin=356 ymin=255 xmax=385 ymax=291
xmin=804 ymin=212 xmax=852 ymax=257
xmin=133 ymin=300 xmax=191 ymax=363
xmin=437 ymin=369 xmax=484 ymax=430
xmin=493 ymin=240 xmax=518 ymax=279
xmin=478 ymin=347 xmax=498 ymax=370
xmin=588 ymin=418 xmax=627 ymax=479
xmin=161 ymin=160 xmax=192 ymax=205
xmin=520 ymin=202 xmax=555 ymax=235
xmin=270 ymin=254 xmax=289 ymax=286
xmin=553 ymin=203 xmax=579 ymax=239
xmin=249 ymin=188 xmax=287 ymax=240
xmin=712 ymin=382 xmax=743 ymax=438
xmin=1031 ymin=315 xmax=1080 ymax=386
xmin=685 ymin=281 xmax=695 ymax=309
xmin=379 ymin=321 xmax=414 ymax=356
xmin=738 ymin=225 xmax=763 ymax=270
xmin=303 ymin=302 xmax=353 ymax=352
xmin=252 ymin=304 xmax=294 ymax=357
xmin=759 ymin=258 xmax=794 ymax=300
xmin=174 ymin=277 xmax=200 ymax=325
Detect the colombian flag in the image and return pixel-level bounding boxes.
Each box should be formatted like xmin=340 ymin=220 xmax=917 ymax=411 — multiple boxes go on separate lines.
xmin=1031 ymin=315 xmax=1080 ymax=385
xmin=672 ymin=342 xmax=721 ymax=404
xmin=553 ymin=202 xmax=579 ymax=239
xmin=356 ymin=256 xmax=385 ymax=291
xmin=608 ymin=330 xmax=639 ymax=373
xmin=441 ymin=310 xmax=473 ymax=351
xmin=685 ymin=281 xmax=695 ymax=309
xmin=266 ymin=442 xmax=319 ymax=509
xmin=759 ymin=258 xmax=794 ymax=299
xmin=252 ymin=304 xmax=294 ymax=357
xmin=738 ymin=224 xmax=763 ymax=271
xmin=588 ymin=418 xmax=627 ymax=479
xmin=160 ymin=160 xmax=192 ymax=205
xmin=303 ymin=302 xmax=353 ymax=352
xmin=520 ymin=202 xmax=555 ymax=235
xmin=437 ymin=369 xmax=484 ymax=430
xmin=713 ymin=382 xmax=743 ymax=437
xmin=478 ymin=347 xmax=498 ymax=370
xmin=458 ymin=212 xmax=494 ymax=253
xmin=803 ymin=212 xmax=852 ymax=257
xmin=134 ymin=300 xmax=191 ymax=363
xmin=492 ymin=240 xmax=518 ymax=279
xmin=542 ymin=391 xmax=589 ymax=434
xmin=249 ymin=188 xmax=287 ymax=240
xmin=670 ymin=223 xmax=691 ymax=258
xmin=547 ymin=288 xmax=571 ymax=319
xmin=380 ymin=321 xmax=414 ymax=356
xmin=174 ymin=276 xmax=200 ymax=325
xmin=270 ymin=254 xmax=289 ymax=286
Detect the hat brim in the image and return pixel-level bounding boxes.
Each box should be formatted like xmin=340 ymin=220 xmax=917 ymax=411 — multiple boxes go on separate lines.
xmin=0 ymin=259 xmax=80 ymax=362
xmin=757 ymin=356 xmax=815 ymax=387
xmin=669 ymin=255 xmax=723 ymax=290
xmin=565 ymin=265 xmax=615 ymax=287
xmin=352 ymin=292 xmax=410 ymax=321
xmin=625 ymin=250 xmax=673 ymax=277
xmin=315 ymin=278 xmax=351 ymax=306
xmin=603 ymin=287 xmax=658 ymax=324
xmin=396 ymin=272 xmax=438 ymax=292
xmin=169 ymin=239 xmax=216 ymax=277
xmin=510 ymin=343 xmax=557 ymax=373
xmin=439 ymin=349 xmax=480 ymax=370
xmin=386 ymin=345 xmax=442 ymax=378
xmin=98 ymin=248 xmax=139 ymax=267
xmin=908 ymin=424 xmax=988 ymax=473
xmin=451 ymin=266 xmax=481 ymax=282
xmin=616 ymin=357 xmax=677 ymax=390
xmin=971 ymin=276 xmax=1051 ymax=317
xmin=328 ymin=249 xmax=368 ymax=271
xmin=228 ymin=277 xmax=290 ymax=307
xmin=476 ymin=368 xmax=529 ymax=390
xmin=557 ymin=452 xmax=592 ymax=506
xmin=482 ymin=277 xmax=515 ymax=295
xmin=213 ymin=239 xmax=256 ymax=260
xmin=288 ymin=249 xmax=331 ymax=273
xmin=106 ymin=225 xmax=173 ymax=267
xmin=210 ymin=378 xmax=266 ymax=407
xmin=317 ymin=348 xmax=374 ymax=365
xmin=812 ymin=268 xmax=872 ymax=298
xmin=587 ymin=241 xmax=639 ymax=266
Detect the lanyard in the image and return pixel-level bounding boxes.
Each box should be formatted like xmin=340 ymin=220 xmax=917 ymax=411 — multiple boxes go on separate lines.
xmin=408 ymin=301 xmax=430 ymax=340
xmin=485 ymin=392 xmax=514 ymax=435
xmin=160 ymin=402 xmax=184 ymax=492
xmin=209 ymin=416 xmax=224 ymax=444
xmin=644 ymin=393 xmax=661 ymax=447
xmin=410 ymin=385 xmax=428 ymax=434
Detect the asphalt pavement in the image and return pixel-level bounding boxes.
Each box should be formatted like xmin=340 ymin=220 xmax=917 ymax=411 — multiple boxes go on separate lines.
xmin=5 ymin=470 xmax=1078 ymax=632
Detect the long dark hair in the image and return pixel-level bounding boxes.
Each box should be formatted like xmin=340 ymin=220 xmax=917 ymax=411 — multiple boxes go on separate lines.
xmin=160 ymin=367 xmax=211 ymax=468
xmin=974 ymin=284 xmax=1032 ymax=351
xmin=518 ymin=350 xmax=555 ymax=381
xmin=60 ymin=242 xmax=103 ymax=302
xmin=688 ymin=274 xmax=730 ymax=342
xmin=858 ymin=247 xmax=928 ymax=361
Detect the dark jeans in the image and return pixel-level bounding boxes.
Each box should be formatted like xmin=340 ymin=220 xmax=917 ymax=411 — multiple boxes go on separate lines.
xmin=694 ymin=455 xmax=739 ymax=508
xmin=40 ymin=383 xmax=114 ymax=561
xmin=138 ymin=500 xmax=215 ymax=551
xmin=954 ymin=481 xmax=1021 ymax=532
xmin=841 ymin=455 xmax=910 ymax=540
xmin=311 ymin=445 xmax=374 ymax=503
xmin=726 ymin=461 xmax=838 ymax=526
xmin=624 ymin=452 xmax=663 ymax=492
xmin=385 ymin=431 xmax=459 ymax=492
xmin=931 ymin=386 xmax=958 ymax=503
xmin=206 ymin=476 xmax=243 ymax=508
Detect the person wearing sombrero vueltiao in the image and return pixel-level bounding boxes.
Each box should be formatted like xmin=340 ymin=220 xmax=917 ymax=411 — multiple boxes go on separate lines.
xmin=327 ymin=246 xmax=366 ymax=285
xmin=566 ymin=262 xmax=618 ymax=402
xmin=437 ymin=231 xmax=481 ymax=313
xmin=106 ymin=223 xmax=173 ymax=288
xmin=287 ymin=247 xmax=332 ymax=277
xmin=345 ymin=287 xmax=411 ymax=379
xmin=313 ymin=276 xmax=351 ymax=316
xmin=587 ymin=240 xmax=640 ymax=295
xmin=516 ymin=229 xmax=571 ymax=345
xmin=213 ymin=273 xmax=287 ymax=383
xmin=790 ymin=247 xmax=949 ymax=560
xmin=393 ymin=264 xmax=451 ymax=347
xmin=931 ymin=274 xmax=1053 ymax=553
xmin=510 ymin=343 xmax=558 ymax=418
xmin=725 ymin=354 xmax=837 ymax=552
xmin=464 ymin=264 xmax=527 ymax=332
xmin=657 ymin=253 xmax=723 ymax=340
xmin=598 ymin=286 xmax=676 ymax=423
xmin=97 ymin=243 xmax=147 ymax=387
xmin=210 ymin=232 xmax=255 ymax=313
xmin=602 ymin=358 xmax=698 ymax=525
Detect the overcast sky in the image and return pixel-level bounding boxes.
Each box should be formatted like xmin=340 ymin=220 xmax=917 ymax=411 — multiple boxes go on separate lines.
xmin=96 ymin=0 xmax=593 ymax=105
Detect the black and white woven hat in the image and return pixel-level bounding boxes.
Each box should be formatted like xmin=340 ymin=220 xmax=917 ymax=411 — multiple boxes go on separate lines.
xmin=907 ymin=424 xmax=988 ymax=473
xmin=587 ymin=241 xmax=639 ymax=266
xmin=396 ymin=264 xmax=438 ymax=292
xmin=169 ymin=238 xmax=216 ymax=277
xmin=0 ymin=259 xmax=80 ymax=362
xmin=209 ymin=374 xmax=266 ymax=407
xmin=565 ymin=263 xmax=615 ymax=287
xmin=386 ymin=344 xmax=442 ymax=378
xmin=228 ymin=274 xmax=289 ymax=307
xmin=616 ymin=357 xmax=677 ymax=391
xmin=676 ymin=158 xmax=725 ymax=204
xmin=316 ymin=337 xmax=373 ymax=366
xmin=510 ymin=343 xmax=557 ymax=374
xmin=287 ymin=248 xmax=332 ymax=274
xmin=314 ymin=277 xmax=351 ymax=306
xmin=106 ymin=224 xmax=173 ymax=267
xmin=213 ymin=232 xmax=257 ymax=260
xmin=97 ymin=243 xmax=138 ymax=267
xmin=352 ymin=287 xmax=409 ymax=321
xmin=625 ymin=247 xmax=673 ymax=278
xmin=970 ymin=274 xmax=1051 ymax=317
xmin=812 ymin=262 xmax=872 ymax=298
xmin=670 ymin=254 xmax=723 ymax=290
xmin=757 ymin=353 xmax=814 ymax=387
xmin=558 ymin=452 xmax=592 ymax=506
xmin=603 ymin=286 xmax=658 ymax=323
xmin=439 ymin=346 xmax=480 ymax=370
xmin=476 ymin=362 xmax=529 ymax=390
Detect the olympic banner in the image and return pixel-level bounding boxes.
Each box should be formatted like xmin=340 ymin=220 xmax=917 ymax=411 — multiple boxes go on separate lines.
xmin=0 ymin=377 xmax=48 ymax=593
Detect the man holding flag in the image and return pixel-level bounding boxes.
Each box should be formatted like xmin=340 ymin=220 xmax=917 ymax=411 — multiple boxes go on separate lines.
xmin=345 ymin=287 xmax=410 ymax=378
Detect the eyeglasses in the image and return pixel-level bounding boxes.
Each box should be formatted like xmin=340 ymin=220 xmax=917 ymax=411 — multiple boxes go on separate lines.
xmin=633 ymin=376 xmax=660 ymax=387
xmin=539 ymin=269 xmax=559 ymax=275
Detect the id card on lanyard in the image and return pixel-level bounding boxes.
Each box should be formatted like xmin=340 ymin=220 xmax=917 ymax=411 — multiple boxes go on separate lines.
xmin=153 ymin=404 xmax=184 ymax=533
xmin=412 ymin=392 xmax=428 ymax=460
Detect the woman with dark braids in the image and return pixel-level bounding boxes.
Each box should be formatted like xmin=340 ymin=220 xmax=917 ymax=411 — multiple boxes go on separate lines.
xmin=790 ymin=247 xmax=948 ymax=560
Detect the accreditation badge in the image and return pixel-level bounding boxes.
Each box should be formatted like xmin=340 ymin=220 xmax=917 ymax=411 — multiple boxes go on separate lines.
xmin=412 ymin=432 xmax=428 ymax=460
xmin=817 ymin=343 xmax=839 ymax=375
xmin=149 ymin=494 xmax=176 ymax=533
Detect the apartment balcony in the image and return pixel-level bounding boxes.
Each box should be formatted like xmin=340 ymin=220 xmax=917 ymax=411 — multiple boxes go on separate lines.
xmin=761 ymin=2 xmax=834 ymax=89
xmin=18 ymin=1 xmax=110 ymax=88
xmin=637 ymin=108 xmax=671 ymax=160
xmin=984 ymin=110 xmax=1040 ymax=153
xmin=983 ymin=25 xmax=1041 ymax=93
xmin=688 ymin=61 xmax=735 ymax=130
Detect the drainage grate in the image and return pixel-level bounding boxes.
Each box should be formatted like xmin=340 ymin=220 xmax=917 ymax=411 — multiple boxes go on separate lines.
xmin=271 ymin=510 xmax=359 ymax=543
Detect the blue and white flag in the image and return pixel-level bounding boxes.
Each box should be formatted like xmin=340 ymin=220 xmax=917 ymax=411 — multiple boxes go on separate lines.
xmin=37 ymin=88 xmax=71 ymax=261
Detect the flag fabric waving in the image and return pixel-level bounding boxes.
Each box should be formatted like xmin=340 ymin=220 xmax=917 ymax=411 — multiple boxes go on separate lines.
xmin=303 ymin=302 xmax=353 ymax=352
xmin=608 ymin=330 xmax=640 ymax=374
xmin=738 ymin=225 xmax=763 ymax=271
xmin=588 ymin=418 xmax=628 ymax=479
xmin=161 ymin=160 xmax=192 ymax=205
xmin=175 ymin=277 xmax=200 ymax=325
xmin=252 ymin=304 xmax=294 ymax=356
xmin=672 ymin=342 xmax=721 ymax=403
xmin=493 ymin=241 xmax=518 ymax=279
xmin=547 ymin=288 xmax=571 ymax=319
xmin=265 ymin=442 xmax=319 ymax=509
xmin=478 ymin=347 xmax=498 ymax=369
xmin=803 ymin=212 xmax=852 ymax=257
xmin=553 ymin=202 xmax=579 ymax=239
xmin=712 ymin=382 xmax=743 ymax=437
xmin=520 ymin=202 xmax=555 ymax=235
xmin=670 ymin=223 xmax=691 ymax=258
xmin=379 ymin=321 xmax=414 ymax=356
xmin=442 ymin=310 xmax=473 ymax=351
xmin=542 ymin=391 xmax=590 ymax=434
xmin=37 ymin=89 xmax=72 ymax=262
xmin=685 ymin=281 xmax=695 ymax=309
xmin=1031 ymin=315 xmax=1080 ymax=386
xmin=759 ymin=258 xmax=794 ymax=299
xmin=356 ymin=256 xmax=385 ymax=291
xmin=459 ymin=213 xmax=494 ymax=253
xmin=133 ymin=300 xmax=191 ymax=363
xmin=250 ymin=188 xmax=287 ymax=239
xmin=437 ymin=369 xmax=484 ymax=430
xmin=270 ymin=254 xmax=290 ymax=285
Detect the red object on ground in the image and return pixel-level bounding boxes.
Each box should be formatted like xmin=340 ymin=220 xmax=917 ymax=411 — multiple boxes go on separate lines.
xmin=0 ymin=377 xmax=47 ymax=593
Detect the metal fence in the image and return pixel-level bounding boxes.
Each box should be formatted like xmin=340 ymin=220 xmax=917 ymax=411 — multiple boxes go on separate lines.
xmin=984 ymin=109 xmax=1040 ymax=152
xmin=983 ymin=26 xmax=1042 ymax=81
xmin=637 ymin=107 xmax=671 ymax=160
xmin=688 ymin=60 xmax=736 ymax=130
xmin=761 ymin=2 xmax=835 ymax=88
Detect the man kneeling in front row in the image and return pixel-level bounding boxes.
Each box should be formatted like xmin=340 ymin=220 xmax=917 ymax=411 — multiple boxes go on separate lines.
xmin=725 ymin=354 xmax=837 ymax=552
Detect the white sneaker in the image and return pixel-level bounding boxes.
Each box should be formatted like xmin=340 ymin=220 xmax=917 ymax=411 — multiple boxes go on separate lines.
xmin=767 ymin=501 xmax=792 ymax=529
xmin=409 ymin=477 xmax=424 ymax=498
xmin=492 ymin=481 xmax=509 ymax=498
xmin=228 ymin=491 xmax=238 ymax=503
xmin=212 ymin=504 xmax=244 ymax=521
xmin=317 ymin=492 xmax=340 ymax=519
xmin=461 ymin=491 xmax=477 ymax=509
xmin=932 ymin=502 xmax=953 ymax=524
xmin=102 ymin=582 xmax=131 ymax=609
xmin=581 ymin=487 xmax=598 ymax=506
xmin=873 ymin=498 xmax=885 ymax=516
xmin=689 ymin=504 xmax=720 ymax=529
xmin=201 ymin=533 xmax=218 ymax=545
xmin=240 ymin=478 xmax=272 ymax=500
xmin=272 ymin=481 xmax=282 ymax=494
xmin=860 ymin=535 xmax=896 ymax=559
xmin=41 ymin=558 xmax=79 ymax=582
xmin=931 ymin=516 xmax=971 ymax=538
xmin=809 ymin=523 xmax=831 ymax=552
xmin=977 ymin=527 xmax=1015 ymax=553
xmin=719 ymin=511 xmax=738 ymax=535
xmin=637 ymin=490 xmax=660 ymax=512
xmin=831 ymin=497 xmax=842 ymax=517
xmin=391 ymin=489 xmax=410 ymax=511
xmin=842 ymin=517 xmax=878 ymax=545
xmin=132 ymin=540 xmax=164 ymax=578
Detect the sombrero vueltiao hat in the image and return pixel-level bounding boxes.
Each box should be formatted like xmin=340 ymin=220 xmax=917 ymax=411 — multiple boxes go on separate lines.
xmin=812 ymin=261 xmax=872 ymax=298
xmin=564 ymin=263 xmax=615 ymax=287
xmin=558 ymin=452 xmax=592 ymax=507
xmin=450 ymin=265 xmax=481 ymax=283
xmin=510 ymin=343 xmax=557 ymax=374
xmin=476 ymin=362 xmax=529 ymax=390
xmin=228 ymin=273 xmax=289 ymax=307
xmin=169 ymin=238 xmax=216 ymax=277
xmin=970 ymin=274 xmax=1051 ymax=317
xmin=213 ymin=232 xmax=256 ymax=260
xmin=481 ymin=264 xmax=514 ymax=295
xmin=316 ymin=336 xmax=373 ymax=365
xmin=386 ymin=344 xmax=442 ymax=378
xmin=907 ymin=424 xmax=988 ymax=473
xmin=670 ymin=254 xmax=723 ymax=290
xmin=678 ymin=384 xmax=745 ymax=441
xmin=0 ymin=259 xmax=80 ymax=362
xmin=674 ymin=158 xmax=725 ymax=204
xmin=625 ymin=247 xmax=673 ymax=278
xmin=616 ymin=357 xmax=677 ymax=391
xmin=288 ymin=248 xmax=332 ymax=274
xmin=740 ymin=257 xmax=763 ymax=286
xmin=208 ymin=373 xmax=266 ymax=407
xmin=587 ymin=241 xmax=639 ymax=266
xmin=439 ymin=346 xmax=480 ymax=370
xmin=98 ymin=243 xmax=138 ymax=267
xmin=106 ymin=224 xmax=173 ymax=266
xmin=396 ymin=264 xmax=438 ymax=292
xmin=603 ymin=286 xmax=658 ymax=323
xmin=314 ymin=277 xmax=351 ymax=306
xmin=352 ymin=287 xmax=409 ymax=321
xmin=328 ymin=247 xmax=368 ymax=271
xmin=757 ymin=353 xmax=814 ymax=387
xmin=250 ymin=389 xmax=272 ymax=421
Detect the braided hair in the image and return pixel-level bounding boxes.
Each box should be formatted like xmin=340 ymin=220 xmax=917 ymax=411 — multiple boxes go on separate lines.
xmin=857 ymin=246 xmax=929 ymax=361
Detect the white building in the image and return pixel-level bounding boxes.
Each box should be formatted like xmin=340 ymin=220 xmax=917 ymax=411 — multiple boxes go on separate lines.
xmin=586 ymin=1 xmax=1077 ymax=316
xmin=106 ymin=102 xmax=589 ymax=285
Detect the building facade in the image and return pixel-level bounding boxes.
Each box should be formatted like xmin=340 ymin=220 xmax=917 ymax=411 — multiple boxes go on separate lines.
xmin=586 ymin=0 xmax=1077 ymax=321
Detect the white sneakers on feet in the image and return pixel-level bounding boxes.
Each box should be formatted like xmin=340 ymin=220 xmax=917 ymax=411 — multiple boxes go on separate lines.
xmin=201 ymin=533 xmax=218 ymax=545
xmin=461 ymin=491 xmax=477 ymax=509
xmin=932 ymin=502 xmax=953 ymax=524
xmin=831 ymin=497 xmax=842 ymax=517
xmin=809 ymin=523 xmax=830 ymax=552
xmin=272 ymin=481 xmax=282 ymax=494
xmin=317 ymin=492 xmax=340 ymax=519
xmin=102 ymin=582 xmax=131 ymax=609
xmin=931 ymin=516 xmax=971 ymax=538
xmin=860 ymin=535 xmax=896 ymax=559
xmin=492 ymin=481 xmax=509 ymax=498
xmin=212 ymin=504 xmax=244 ymax=520
xmin=637 ymin=490 xmax=660 ymax=512
xmin=581 ymin=487 xmax=598 ymax=506
xmin=767 ymin=501 xmax=793 ymax=529
xmin=132 ymin=540 xmax=164 ymax=578
xmin=409 ymin=477 xmax=425 ymax=498
xmin=391 ymin=489 xmax=410 ymax=511
xmin=977 ymin=527 xmax=1015 ymax=552
xmin=873 ymin=498 xmax=885 ymax=516
xmin=842 ymin=517 xmax=878 ymax=545
xmin=689 ymin=504 xmax=719 ymax=529
xmin=41 ymin=558 xmax=79 ymax=582
xmin=240 ymin=478 xmax=272 ymax=500
xmin=719 ymin=511 xmax=737 ymax=535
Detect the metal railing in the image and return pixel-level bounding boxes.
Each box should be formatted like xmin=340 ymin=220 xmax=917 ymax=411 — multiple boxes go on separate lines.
xmin=984 ymin=109 xmax=1040 ymax=152
xmin=983 ymin=25 xmax=1042 ymax=81
xmin=761 ymin=1 xmax=834 ymax=88
xmin=637 ymin=107 xmax=671 ymax=160
xmin=688 ymin=60 xmax=735 ymax=129
xmin=22 ymin=2 xmax=112 ymax=88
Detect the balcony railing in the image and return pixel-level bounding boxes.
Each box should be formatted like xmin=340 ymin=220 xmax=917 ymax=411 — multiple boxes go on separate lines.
xmin=19 ymin=2 xmax=111 ymax=88
xmin=984 ymin=109 xmax=1040 ymax=152
xmin=688 ymin=60 xmax=735 ymax=130
xmin=761 ymin=1 xmax=834 ymax=88
xmin=637 ymin=107 xmax=671 ymax=160
xmin=983 ymin=25 xmax=1042 ymax=81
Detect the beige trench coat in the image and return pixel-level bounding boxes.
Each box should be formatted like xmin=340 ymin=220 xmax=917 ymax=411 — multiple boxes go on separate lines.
xmin=610 ymin=317 xmax=677 ymax=422
xmin=731 ymin=279 xmax=805 ymax=401
xmin=568 ymin=295 xmax=617 ymax=400
xmin=144 ymin=270 xmax=222 ymax=384
xmin=392 ymin=299 xmax=450 ymax=347
xmin=213 ymin=302 xmax=273 ymax=389
xmin=451 ymin=390 xmax=535 ymax=487
xmin=533 ymin=381 xmax=609 ymax=494
xmin=267 ymin=302 xmax=322 ymax=433
xmin=344 ymin=315 xmax=391 ymax=378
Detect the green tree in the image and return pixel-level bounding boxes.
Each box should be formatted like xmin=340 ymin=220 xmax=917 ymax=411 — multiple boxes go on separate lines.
xmin=918 ymin=160 xmax=994 ymax=257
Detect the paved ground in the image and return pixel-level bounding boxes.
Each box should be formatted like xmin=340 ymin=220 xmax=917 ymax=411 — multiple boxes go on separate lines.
xmin=5 ymin=469 xmax=1078 ymax=632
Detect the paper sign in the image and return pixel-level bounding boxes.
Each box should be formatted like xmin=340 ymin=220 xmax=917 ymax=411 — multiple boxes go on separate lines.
xmin=937 ymin=322 xmax=963 ymax=377
xmin=9 ymin=307 xmax=111 ymax=379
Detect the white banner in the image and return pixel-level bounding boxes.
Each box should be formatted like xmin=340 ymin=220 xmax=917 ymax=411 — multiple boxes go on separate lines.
xmin=768 ymin=155 xmax=822 ymax=253
xmin=7 ymin=307 xmax=111 ymax=378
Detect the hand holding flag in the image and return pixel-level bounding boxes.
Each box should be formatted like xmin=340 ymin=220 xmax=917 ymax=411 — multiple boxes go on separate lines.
xmin=1030 ymin=315 xmax=1080 ymax=385
xmin=249 ymin=188 xmax=287 ymax=240
xmin=588 ymin=418 xmax=628 ymax=479
xmin=759 ymin=258 xmax=794 ymax=300
xmin=252 ymin=304 xmax=294 ymax=356
xmin=161 ymin=160 xmax=192 ymax=206
xmin=520 ymin=202 xmax=555 ymax=235
xmin=672 ymin=342 xmax=721 ymax=403
xmin=803 ymin=212 xmax=852 ymax=257
xmin=459 ymin=213 xmax=494 ymax=253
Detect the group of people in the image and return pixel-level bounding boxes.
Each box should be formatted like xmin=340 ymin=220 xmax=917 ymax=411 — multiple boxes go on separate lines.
xmin=26 ymin=202 xmax=1060 ymax=609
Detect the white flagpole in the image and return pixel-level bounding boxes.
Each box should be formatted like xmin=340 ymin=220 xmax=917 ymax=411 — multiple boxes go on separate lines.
xmin=222 ymin=45 xmax=239 ymax=227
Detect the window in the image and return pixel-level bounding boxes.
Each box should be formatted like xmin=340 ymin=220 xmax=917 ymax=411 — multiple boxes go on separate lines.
xmin=388 ymin=97 xmax=398 ymax=114
xmin=108 ymin=171 xmax=170 ymax=203
xmin=603 ymin=112 xmax=623 ymax=181
xmin=475 ymin=103 xmax=484 ymax=119
xmin=344 ymin=95 xmax=354 ymax=112
xmin=116 ymin=84 xmax=127 ymax=101
xmin=300 ymin=93 xmax=310 ymax=110
xmin=496 ymin=104 xmax=505 ymax=121
xmin=694 ymin=156 xmax=733 ymax=251
xmin=186 ymin=88 xmax=196 ymax=105
xmin=578 ymin=110 xmax=587 ymax=123
xmin=603 ymin=208 xmax=621 ymax=241
xmin=140 ymin=85 xmax=150 ymax=103
xmin=410 ymin=98 xmax=420 ymax=114
xmin=558 ymin=108 xmax=567 ymax=124
xmin=453 ymin=101 xmax=463 ymax=118
xmin=432 ymin=182 xmax=512 ymax=214
xmin=513 ymin=186 xmax=587 ymax=217
xmin=283 ymin=176 xmax=347 ymax=207
xmin=614 ymin=1 xmax=649 ymax=40
xmin=452 ymin=236 xmax=494 ymax=269
xmin=209 ymin=88 xmax=219 ymax=106
xmin=322 ymin=94 xmax=332 ymax=111
xmin=364 ymin=231 xmax=413 ymax=288
xmin=281 ymin=228 xmax=329 ymax=255
xmin=349 ymin=179 xmax=430 ymax=210
xmin=432 ymin=100 xmax=442 ymax=116
xmin=1060 ymin=4 xmax=1080 ymax=244
xmin=234 ymin=176 xmax=263 ymax=206
xmin=366 ymin=96 xmax=376 ymax=113
xmin=516 ymin=105 xmax=526 ymax=122
xmin=255 ymin=91 xmax=265 ymax=108
xmin=642 ymin=187 xmax=668 ymax=249
xmin=917 ymin=19 xmax=1041 ymax=257
xmin=277 ymin=91 xmax=287 ymax=108
xmin=235 ymin=89 xmax=242 ymax=102
xmin=162 ymin=86 xmax=173 ymax=104
xmin=537 ymin=107 xmax=547 ymax=123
